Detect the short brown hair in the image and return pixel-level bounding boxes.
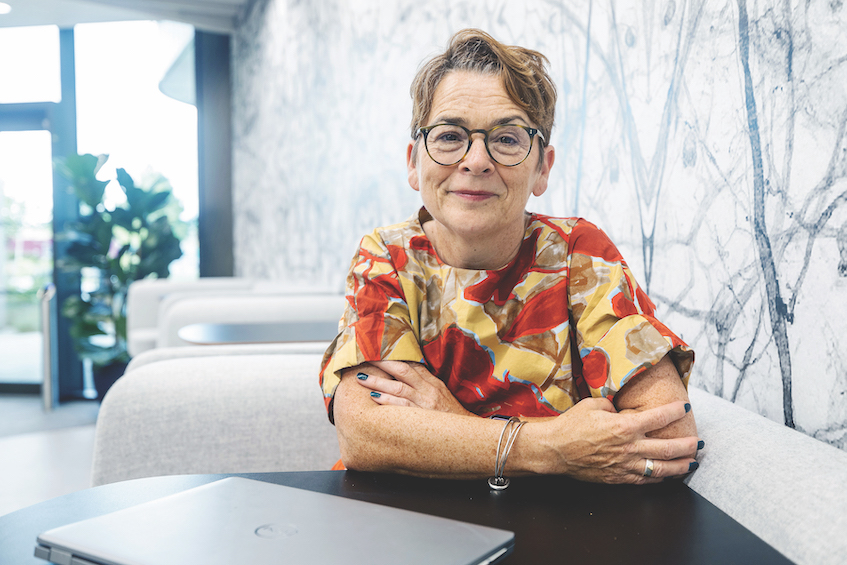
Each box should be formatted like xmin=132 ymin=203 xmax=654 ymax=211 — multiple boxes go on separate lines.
xmin=410 ymin=29 xmax=556 ymax=146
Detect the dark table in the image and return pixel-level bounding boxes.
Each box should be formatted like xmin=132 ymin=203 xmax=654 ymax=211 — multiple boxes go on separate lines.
xmin=177 ymin=320 xmax=338 ymax=345
xmin=0 ymin=470 xmax=793 ymax=564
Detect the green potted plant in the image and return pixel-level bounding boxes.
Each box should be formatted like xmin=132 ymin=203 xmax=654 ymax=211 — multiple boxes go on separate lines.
xmin=56 ymin=153 xmax=185 ymax=399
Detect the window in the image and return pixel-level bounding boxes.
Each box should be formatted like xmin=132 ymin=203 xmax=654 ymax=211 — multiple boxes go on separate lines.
xmin=74 ymin=20 xmax=199 ymax=279
xmin=0 ymin=130 xmax=53 ymax=386
xmin=0 ymin=25 xmax=60 ymax=103
xmin=0 ymin=21 xmax=200 ymax=392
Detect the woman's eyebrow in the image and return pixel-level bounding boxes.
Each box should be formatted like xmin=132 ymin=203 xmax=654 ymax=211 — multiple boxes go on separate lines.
xmin=432 ymin=115 xmax=468 ymax=126
xmin=431 ymin=115 xmax=530 ymax=127
xmin=492 ymin=115 xmax=529 ymax=126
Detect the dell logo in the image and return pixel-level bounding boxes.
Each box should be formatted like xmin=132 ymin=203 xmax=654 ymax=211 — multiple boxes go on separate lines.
xmin=254 ymin=523 xmax=298 ymax=539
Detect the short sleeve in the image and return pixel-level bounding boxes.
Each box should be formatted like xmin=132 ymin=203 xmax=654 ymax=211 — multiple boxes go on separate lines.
xmin=319 ymin=230 xmax=425 ymax=421
xmin=568 ymin=220 xmax=694 ymax=399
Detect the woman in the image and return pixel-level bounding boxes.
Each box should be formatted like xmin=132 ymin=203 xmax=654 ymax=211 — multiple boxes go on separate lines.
xmin=320 ymin=29 xmax=700 ymax=485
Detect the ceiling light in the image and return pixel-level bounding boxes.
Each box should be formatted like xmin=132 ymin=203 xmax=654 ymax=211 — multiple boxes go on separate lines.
xmin=0 ymin=3 xmax=11 ymax=15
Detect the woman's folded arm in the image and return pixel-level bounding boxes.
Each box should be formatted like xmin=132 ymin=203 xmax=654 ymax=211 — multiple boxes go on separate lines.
xmin=332 ymin=362 xmax=701 ymax=483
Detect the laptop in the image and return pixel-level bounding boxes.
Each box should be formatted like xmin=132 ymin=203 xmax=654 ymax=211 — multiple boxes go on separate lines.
xmin=34 ymin=477 xmax=514 ymax=565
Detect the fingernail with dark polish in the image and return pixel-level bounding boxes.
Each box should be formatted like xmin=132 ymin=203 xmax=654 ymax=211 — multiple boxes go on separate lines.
xmin=370 ymin=391 xmax=381 ymax=398
xmin=357 ymin=373 xmax=368 ymax=380
xmin=697 ymin=440 xmax=705 ymax=450
xmin=684 ymin=403 xmax=691 ymax=413
xmin=688 ymin=461 xmax=699 ymax=472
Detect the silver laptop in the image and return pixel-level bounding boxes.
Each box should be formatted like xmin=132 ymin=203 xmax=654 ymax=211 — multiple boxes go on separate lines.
xmin=34 ymin=477 xmax=513 ymax=565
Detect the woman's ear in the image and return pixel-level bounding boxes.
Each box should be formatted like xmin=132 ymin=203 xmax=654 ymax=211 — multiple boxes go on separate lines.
xmin=532 ymin=145 xmax=556 ymax=197
xmin=407 ymin=141 xmax=420 ymax=192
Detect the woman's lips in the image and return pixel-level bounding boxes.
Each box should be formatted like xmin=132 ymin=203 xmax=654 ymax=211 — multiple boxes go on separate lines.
xmin=452 ymin=190 xmax=495 ymax=201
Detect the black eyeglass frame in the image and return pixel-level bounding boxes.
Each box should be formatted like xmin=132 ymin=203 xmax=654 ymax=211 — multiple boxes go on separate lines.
xmin=415 ymin=123 xmax=545 ymax=167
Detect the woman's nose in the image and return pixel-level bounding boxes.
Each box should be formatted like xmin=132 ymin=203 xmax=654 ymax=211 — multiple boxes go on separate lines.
xmin=461 ymin=135 xmax=493 ymax=173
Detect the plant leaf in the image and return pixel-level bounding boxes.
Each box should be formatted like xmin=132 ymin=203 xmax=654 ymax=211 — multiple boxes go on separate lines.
xmin=56 ymin=154 xmax=111 ymax=208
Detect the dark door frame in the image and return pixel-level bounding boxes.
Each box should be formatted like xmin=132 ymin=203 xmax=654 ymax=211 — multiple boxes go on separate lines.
xmin=0 ymin=28 xmax=82 ymax=398
xmin=0 ymin=27 xmax=235 ymax=399
xmin=195 ymin=30 xmax=234 ymax=278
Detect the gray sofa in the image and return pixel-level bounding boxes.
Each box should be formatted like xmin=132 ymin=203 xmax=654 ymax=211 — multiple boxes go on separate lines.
xmin=92 ymin=350 xmax=847 ymax=565
xmin=92 ymin=352 xmax=341 ymax=486
xmin=684 ymin=388 xmax=847 ymax=565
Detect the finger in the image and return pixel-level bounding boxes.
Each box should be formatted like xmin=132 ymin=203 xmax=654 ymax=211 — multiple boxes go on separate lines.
xmin=632 ymin=457 xmax=699 ymax=480
xmin=371 ymin=360 xmax=430 ymax=386
xmin=365 ymin=389 xmax=415 ymax=407
xmin=633 ymin=436 xmax=701 ymax=462
xmin=360 ymin=362 xmax=468 ymax=415
xmin=354 ymin=372 xmax=411 ymax=399
xmin=368 ymin=361 xmax=447 ymax=403
xmin=574 ymin=397 xmax=617 ymax=413
xmin=632 ymin=400 xmax=691 ymax=434
xmin=345 ymin=363 xmax=395 ymax=381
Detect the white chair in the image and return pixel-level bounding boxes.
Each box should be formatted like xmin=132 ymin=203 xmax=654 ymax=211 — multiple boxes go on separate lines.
xmin=126 ymin=277 xmax=257 ymax=357
xmin=125 ymin=343 xmax=333 ymax=373
xmin=156 ymin=292 xmax=347 ymax=349
xmin=91 ymin=353 xmax=340 ymax=486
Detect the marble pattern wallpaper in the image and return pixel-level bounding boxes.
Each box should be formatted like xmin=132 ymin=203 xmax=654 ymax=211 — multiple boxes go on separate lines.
xmin=232 ymin=0 xmax=847 ymax=449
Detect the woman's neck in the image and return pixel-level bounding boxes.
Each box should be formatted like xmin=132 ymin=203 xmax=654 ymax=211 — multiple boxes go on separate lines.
xmin=422 ymin=214 xmax=529 ymax=270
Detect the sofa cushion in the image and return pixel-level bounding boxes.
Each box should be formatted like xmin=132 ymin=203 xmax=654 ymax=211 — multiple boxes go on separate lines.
xmin=92 ymin=354 xmax=339 ymax=486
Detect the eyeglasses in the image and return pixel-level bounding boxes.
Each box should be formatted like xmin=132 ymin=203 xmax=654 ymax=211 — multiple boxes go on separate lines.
xmin=416 ymin=123 xmax=544 ymax=167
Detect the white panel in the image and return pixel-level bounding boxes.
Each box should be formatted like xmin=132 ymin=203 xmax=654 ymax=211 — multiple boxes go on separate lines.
xmin=231 ymin=0 xmax=847 ymax=450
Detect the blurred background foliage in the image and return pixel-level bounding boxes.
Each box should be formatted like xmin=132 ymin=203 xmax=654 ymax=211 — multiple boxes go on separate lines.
xmin=56 ymin=153 xmax=184 ymax=368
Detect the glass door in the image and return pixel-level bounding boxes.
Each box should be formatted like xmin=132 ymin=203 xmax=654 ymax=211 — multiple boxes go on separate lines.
xmin=0 ymin=130 xmax=54 ymax=388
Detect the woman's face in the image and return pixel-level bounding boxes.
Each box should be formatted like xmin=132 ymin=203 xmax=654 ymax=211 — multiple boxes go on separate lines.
xmin=406 ymin=71 xmax=555 ymax=264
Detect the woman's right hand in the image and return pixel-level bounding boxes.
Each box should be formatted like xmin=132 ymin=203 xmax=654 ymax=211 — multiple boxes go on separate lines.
xmin=519 ymin=398 xmax=700 ymax=484
xmin=352 ymin=361 xmax=473 ymax=417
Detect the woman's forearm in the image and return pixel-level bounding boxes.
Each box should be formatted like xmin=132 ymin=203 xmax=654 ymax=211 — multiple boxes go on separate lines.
xmin=614 ymin=355 xmax=699 ymax=449
xmin=332 ymin=369 xmax=701 ymax=483
xmin=333 ymin=373 xmax=539 ymax=478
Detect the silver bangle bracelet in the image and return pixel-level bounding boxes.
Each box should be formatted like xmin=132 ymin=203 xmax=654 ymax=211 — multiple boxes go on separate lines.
xmin=488 ymin=417 xmax=526 ymax=490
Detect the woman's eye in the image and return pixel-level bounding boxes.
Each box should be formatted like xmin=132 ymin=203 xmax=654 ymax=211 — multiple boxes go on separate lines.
xmin=494 ymin=135 xmax=519 ymax=145
xmin=435 ymin=131 xmax=464 ymax=143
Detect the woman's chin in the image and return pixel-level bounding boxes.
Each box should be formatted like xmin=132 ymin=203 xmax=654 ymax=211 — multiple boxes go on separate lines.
xmin=438 ymin=216 xmax=507 ymax=242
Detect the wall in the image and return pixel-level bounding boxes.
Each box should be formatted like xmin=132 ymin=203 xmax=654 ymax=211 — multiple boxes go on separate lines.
xmin=232 ymin=0 xmax=847 ymax=449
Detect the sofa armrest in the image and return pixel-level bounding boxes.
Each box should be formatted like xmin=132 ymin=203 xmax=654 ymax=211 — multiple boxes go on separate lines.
xmin=685 ymin=386 xmax=847 ymax=565
xmin=91 ymin=353 xmax=339 ymax=486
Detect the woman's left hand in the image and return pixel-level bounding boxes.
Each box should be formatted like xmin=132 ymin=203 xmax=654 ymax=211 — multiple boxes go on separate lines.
xmin=353 ymin=360 xmax=473 ymax=417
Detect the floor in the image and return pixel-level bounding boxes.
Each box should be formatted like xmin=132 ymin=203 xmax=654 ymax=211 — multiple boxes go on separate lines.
xmin=0 ymin=394 xmax=99 ymax=517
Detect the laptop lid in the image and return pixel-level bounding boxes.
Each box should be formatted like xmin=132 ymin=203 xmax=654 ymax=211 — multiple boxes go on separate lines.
xmin=35 ymin=477 xmax=513 ymax=565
